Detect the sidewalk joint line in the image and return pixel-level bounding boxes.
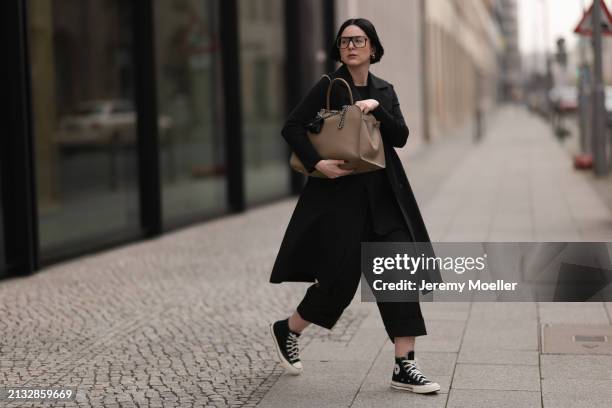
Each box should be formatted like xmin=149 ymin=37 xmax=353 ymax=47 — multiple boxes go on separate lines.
xmin=347 ymin=335 xmax=386 ymax=407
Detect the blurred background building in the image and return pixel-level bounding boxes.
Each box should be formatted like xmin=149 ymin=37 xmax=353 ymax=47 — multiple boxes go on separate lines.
xmin=497 ymin=0 xmax=522 ymax=101
xmin=605 ymin=39 xmax=612 ymax=84
xmin=1 ymin=0 xmax=511 ymax=278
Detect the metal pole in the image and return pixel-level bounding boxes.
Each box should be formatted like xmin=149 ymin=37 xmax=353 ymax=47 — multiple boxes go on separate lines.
xmin=578 ymin=0 xmax=590 ymax=153
xmin=592 ymin=0 xmax=608 ymax=175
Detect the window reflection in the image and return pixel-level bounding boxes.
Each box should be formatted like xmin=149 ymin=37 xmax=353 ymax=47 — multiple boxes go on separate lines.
xmin=154 ymin=0 xmax=227 ymax=223
xmin=239 ymin=0 xmax=290 ymax=204
xmin=28 ymin=0 xmax=140 ymax=254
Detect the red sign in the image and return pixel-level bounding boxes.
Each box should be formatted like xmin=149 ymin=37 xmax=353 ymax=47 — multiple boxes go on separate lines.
xmin=574 ymin=0 xmax=612 ymax=36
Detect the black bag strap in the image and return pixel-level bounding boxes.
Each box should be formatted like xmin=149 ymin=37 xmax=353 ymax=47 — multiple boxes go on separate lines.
xmin=320 ymin=74 xmax=354 ymax=110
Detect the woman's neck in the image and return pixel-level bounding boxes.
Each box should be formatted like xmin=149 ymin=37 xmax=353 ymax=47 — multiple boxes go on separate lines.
xmin=346 ymin=64 xmax=369 ymax=86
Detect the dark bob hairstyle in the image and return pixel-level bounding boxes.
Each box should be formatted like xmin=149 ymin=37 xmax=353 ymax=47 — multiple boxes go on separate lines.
xmin=330 ymin=18 xmax=385 ymax=64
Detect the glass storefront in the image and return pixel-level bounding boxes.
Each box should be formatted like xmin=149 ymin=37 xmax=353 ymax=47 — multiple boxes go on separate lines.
xmin=239 ymin=0 xmax=290 ymax=204
xmin=28 ymin=0 xmax=140 ymax=255
xmin=153 ymin=0 xmax=227 ymax=224
xmin=309 ymin=0 xmax=327 ymax=78
xmin=1 ymin=0 xmax=332 ymax=276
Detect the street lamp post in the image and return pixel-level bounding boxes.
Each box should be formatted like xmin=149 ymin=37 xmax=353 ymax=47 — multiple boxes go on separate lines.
xmin=578 ymin=0 xmax=591 ymax=154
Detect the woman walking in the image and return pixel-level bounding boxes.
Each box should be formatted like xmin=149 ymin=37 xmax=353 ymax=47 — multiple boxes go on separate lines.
xmin=269 ymin=18 xmax=440 ymax=394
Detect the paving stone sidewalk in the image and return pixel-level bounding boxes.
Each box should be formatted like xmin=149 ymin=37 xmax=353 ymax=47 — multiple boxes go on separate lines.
xmin=1 ymin=106 xmax=611 ymax=407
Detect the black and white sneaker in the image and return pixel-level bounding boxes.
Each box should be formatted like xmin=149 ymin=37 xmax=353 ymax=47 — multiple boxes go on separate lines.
xmin=269 ymin=319 xmax=303 ymax=375
xmin=391 ymin=351 xmax=440 ymax=394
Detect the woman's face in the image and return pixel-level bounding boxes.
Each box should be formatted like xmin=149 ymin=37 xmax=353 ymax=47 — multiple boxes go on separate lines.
xmin=338 ymin=25 xmax=374 ymax=68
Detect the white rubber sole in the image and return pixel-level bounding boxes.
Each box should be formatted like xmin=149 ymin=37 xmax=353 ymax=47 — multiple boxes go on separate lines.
xmin=390 ymin=381 xmax=440 ymax=394
xmin=269 ymin=323 xmax=303 ymax=375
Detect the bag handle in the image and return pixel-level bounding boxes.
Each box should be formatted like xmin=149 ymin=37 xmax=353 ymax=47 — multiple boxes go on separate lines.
xmin=325 ymin=77 xmax=354 ymax=110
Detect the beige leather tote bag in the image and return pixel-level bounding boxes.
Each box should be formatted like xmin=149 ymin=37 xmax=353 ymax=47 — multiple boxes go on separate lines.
xmin=290 ymin=76 xmax=385 ymax=178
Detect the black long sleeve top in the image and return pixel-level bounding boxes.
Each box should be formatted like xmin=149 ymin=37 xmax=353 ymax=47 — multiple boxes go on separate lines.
xmin=281 ymin=74 xmax=408 ymax=235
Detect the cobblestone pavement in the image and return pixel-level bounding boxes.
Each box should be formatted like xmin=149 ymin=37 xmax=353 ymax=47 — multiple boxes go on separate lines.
xmin=0 ymin=200 xmax=371 ymax=407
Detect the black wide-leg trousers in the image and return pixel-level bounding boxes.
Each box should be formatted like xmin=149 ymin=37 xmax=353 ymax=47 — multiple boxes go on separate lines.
xmin=296 ymin=199 xmax=427 ymax=343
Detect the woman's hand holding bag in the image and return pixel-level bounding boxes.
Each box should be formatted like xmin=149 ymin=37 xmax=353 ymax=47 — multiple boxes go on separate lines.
xmin=314 ymin=159 xmax=355 ymax=179
xmin=355 ymin=99 xmax=380 ymax=114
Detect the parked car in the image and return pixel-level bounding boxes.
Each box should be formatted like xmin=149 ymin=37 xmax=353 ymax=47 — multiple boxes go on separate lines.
xmin=56 ymin=99 xmax=173 ymax=147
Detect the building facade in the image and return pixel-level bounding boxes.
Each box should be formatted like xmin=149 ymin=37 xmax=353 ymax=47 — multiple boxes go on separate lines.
xmin=424 ymin=0 xmax=502 ymax=138
xmin=496 ymin=0 xmax=521 ymax=101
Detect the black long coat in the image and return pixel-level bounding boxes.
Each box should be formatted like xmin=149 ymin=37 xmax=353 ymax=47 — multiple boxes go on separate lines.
xmin=269 ymin=63 xmax=441 ymax=294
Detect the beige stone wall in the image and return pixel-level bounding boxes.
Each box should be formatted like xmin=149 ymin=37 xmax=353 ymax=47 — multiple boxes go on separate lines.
xmin=425 ymin=0 xmax=500 ymax=138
